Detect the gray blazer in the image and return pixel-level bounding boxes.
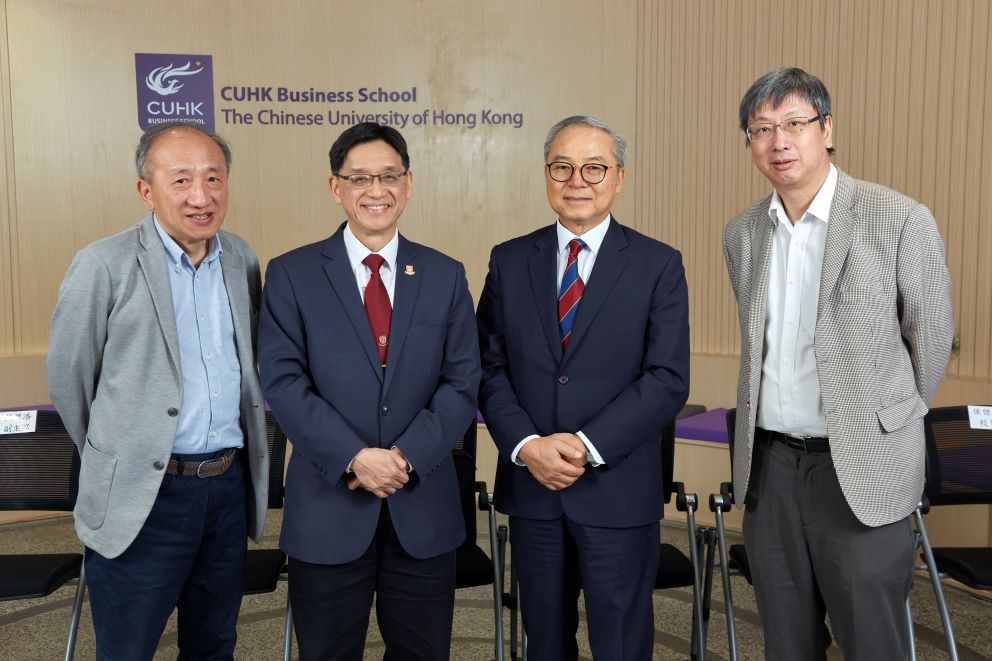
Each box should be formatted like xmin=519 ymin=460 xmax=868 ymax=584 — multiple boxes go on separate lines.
xmin=47 ymin=215 xmax=269 ymax=559
xmin=723 ymin=168 xmax=953 ymax=527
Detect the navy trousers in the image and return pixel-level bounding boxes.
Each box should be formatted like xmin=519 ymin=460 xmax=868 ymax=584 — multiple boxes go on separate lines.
xmin=84 ymin=450 xmax=248 ymax=661
xmin=510 ymin=515 xmax=660 ymax=661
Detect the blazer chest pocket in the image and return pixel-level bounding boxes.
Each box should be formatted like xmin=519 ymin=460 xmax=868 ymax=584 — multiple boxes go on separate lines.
xmin=407 ymin=323 xmax=444 ymax=336
xmin=76 ymin=439 xmax=118 ymax=530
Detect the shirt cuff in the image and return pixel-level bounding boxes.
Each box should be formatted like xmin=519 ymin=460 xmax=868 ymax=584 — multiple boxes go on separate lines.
xmin=510 ymin=435 xmax=540 ymax=466
xmin=577 ymin=430 xmax=605 ymax=467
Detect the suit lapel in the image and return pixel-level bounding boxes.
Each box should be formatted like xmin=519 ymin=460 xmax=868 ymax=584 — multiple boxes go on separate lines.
xmin=817 ymin=169 xmax=856 ymax=320
xmin=136 ymin=216 xmax=181 ymax=375
xmin=321 ymin=229 xmax=384 ymax=381
xmin=747 ymin=203 xmax=774 ymax=378
xmin=383 ymin=236 xmax=420 ymax=395
xmin=218 ymin=237 xmax=253 ymax=374
xmin=527 ymin=226 xmax=563 ymax=363
xmin=565 ymin=220 xmax=629 ymax=357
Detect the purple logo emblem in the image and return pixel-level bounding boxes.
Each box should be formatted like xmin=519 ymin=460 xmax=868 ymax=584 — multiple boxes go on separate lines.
xmin=135 ymin=53 xmax=214 ymax=132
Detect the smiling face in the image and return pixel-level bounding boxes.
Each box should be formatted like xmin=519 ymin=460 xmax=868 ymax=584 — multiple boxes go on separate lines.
xmin=329 ymin=139 xmax=412 ymax=251
xmin=545 ymin=125 xmax=625 ymax=235
xmin=136 ymin=128 xmax=229 ymax=266
xmin=748 ymin=95 xmax=833 ymax=198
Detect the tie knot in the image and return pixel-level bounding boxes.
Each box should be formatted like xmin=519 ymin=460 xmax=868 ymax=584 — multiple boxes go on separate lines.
xmin=363 ymin=253 xmax=386 ymax=273
xmin=567 ymin=238 xmax=586 ymax=259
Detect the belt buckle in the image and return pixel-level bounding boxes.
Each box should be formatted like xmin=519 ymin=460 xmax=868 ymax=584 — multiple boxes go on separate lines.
xmin=786 ymin=432 xmax=811 ymax=453
xmin=196 ymin=458 xmax=213 ymax=478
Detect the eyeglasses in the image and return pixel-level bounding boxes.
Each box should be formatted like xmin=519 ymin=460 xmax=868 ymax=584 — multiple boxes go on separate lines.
xmin=745 ymin=115 xmax=822 ymax=142
xmin=546 ymin=161 xmax=619 ymax=185
xmin=335 ymin=170 xmax=408 ymax=188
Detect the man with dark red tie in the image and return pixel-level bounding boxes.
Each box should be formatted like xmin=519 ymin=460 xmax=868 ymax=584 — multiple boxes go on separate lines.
xmin=477 ymin=115 xmax=690 ymax=660
xmin=258 ymin=122 xmax=480 ymax=660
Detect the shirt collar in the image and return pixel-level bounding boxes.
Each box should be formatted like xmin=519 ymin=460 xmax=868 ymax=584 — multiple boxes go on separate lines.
xmin=343 ymin=222 xmax=399 ymax=273
xmin=152 ymin=214 xmax=222 ymax=270
xmin=768 ymin=164 xmax=838 ymax=226
xmin=556 ymin=213 xmax=612 ymax=255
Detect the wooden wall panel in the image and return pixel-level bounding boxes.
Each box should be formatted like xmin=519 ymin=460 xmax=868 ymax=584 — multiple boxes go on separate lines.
xmin=632 ymin=0 xmax=992 ymax=395
xmin=0 ymin=0 xmax=16 ymax=355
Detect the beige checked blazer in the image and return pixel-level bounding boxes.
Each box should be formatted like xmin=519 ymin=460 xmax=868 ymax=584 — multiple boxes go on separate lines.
xmin=722 ymin=168 xmax=954 ymax=527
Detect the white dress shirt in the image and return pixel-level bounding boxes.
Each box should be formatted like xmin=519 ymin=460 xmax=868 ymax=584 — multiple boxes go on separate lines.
xmin=757 ymin=165 xmax=838 ymax=437
xmin=510 ymin=215 xmax=612 ymax=468
xmin=342 ymin=223 xmax=399 ymax=304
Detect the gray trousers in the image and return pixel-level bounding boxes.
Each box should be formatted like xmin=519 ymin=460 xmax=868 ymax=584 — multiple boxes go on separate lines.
xmin=742 ymin=433 xmax=915 ymax=661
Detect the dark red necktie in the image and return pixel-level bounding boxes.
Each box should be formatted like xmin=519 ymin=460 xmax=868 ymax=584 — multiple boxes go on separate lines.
xmin=362 ymin=254 xmax=391 ymax=368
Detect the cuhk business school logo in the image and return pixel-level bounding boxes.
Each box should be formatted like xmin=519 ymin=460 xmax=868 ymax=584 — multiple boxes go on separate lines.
xmin=135 ymin=53 xmax=215 ymax=132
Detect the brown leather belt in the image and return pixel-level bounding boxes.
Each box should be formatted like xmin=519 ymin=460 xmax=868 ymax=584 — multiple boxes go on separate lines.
xmin=166 ymin=448 xmax=238 ymax=478
xmin=757 ymin=427 xmax=830 ymax=453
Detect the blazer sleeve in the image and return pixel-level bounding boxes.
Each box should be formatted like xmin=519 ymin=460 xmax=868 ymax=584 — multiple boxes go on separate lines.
xmin=390 ymin=262 xmax=481 ymax=477
xmin=897 ymin=203 xmax=953 ymax=404
xmin=258 ymin=257 xmax=369 ymax=485
xmin=476 ymin=247 xmax=542 ymax=459
xmin=46 ymin=249 xmax=112 ymax=452
xmin=580 ymin=247 xmax=691 ymax=465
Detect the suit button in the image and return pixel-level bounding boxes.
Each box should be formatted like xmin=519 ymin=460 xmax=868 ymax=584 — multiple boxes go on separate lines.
xmin=381 ymin=406 xmax=391 ymax=416
xmin=153 ymin=461 xmax=164 ymax=470
xmin=167 ymin=407 xmax=179 ymax=417
xmin=558 ymin=376 xmax=569 ymax=384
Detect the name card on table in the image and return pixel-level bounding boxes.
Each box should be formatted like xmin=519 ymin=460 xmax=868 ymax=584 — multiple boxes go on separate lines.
xmin=967 ymin=405 xmax=992 ymax=430
xmin=0 ymin=410 xmax=37 ymax=435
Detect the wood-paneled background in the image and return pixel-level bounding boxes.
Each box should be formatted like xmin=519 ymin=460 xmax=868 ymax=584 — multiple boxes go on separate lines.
xmin=2 ymin=0 xmax=991 ymax=410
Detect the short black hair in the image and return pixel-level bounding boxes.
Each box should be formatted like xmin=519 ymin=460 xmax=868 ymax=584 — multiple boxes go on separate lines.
xmin=329 ymin=122 xmax=409 ymax=173
xmin=739 ymin=67 xmax=835 ymax=155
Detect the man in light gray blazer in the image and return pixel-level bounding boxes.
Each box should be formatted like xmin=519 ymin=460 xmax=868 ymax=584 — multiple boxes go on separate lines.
xmin=723 ymin=68 xmax=953 ymax=660
xmin=47 ymin=121 xmax=268 ymax=660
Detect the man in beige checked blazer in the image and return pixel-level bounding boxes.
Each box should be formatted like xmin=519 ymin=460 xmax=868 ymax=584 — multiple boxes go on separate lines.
xmin=723 ymin=68 xmax=953 ymax=660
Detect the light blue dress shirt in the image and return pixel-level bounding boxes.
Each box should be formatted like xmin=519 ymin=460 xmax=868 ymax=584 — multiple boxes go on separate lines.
xmin=153 ymin=217 xmax=244 ymax=454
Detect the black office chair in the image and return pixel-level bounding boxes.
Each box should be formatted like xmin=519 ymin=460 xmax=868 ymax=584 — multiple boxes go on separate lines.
xmin=0 ymin=408 xmax=85 ymax=661
xmin=243 ymin=410 xmax=292 ymax=661
xmin=916 ymin=405 xmax=992 ymax=659
xmin=709 ymin=407 xmax=958 ymax=661
xmin=503 ymin=421 xmax=705 ymax=660
xmin=453 ymin=421 xmax=507 ymax=661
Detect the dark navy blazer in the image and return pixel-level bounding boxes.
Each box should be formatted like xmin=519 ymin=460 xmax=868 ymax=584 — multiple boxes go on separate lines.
xmin=259 ymin=225 xmax=480 ymax=564
xmin=477 ymin=219 xmax=690 ymax=527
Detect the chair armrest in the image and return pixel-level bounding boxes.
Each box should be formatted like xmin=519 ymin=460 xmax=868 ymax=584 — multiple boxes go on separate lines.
xmin=475 ymin=480 xmax=494 ymax=511
xmin=919 ymin=496 xmax=930 ymax=515
xmin=709 ymin=481 xmax=734 ymax=512
xmin=674 ymin=481 xmax=698 ymax=512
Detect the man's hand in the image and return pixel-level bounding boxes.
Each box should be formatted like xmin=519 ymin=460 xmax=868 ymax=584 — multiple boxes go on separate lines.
xmin=548 ymin=433 xmax=589 ymax=468
xmin=347 ymin=447 xmax=409 ymax=498
xmin=518 ymin=435 xmax=586 ymax=491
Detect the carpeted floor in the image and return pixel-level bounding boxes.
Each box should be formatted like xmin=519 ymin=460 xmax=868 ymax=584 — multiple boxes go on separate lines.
xmin=1 ymin=510 xmax=990 ymax=660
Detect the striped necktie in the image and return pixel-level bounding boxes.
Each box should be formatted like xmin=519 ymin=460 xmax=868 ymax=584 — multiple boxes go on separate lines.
xmin=558 ymin=238 xmax=587 ymax=349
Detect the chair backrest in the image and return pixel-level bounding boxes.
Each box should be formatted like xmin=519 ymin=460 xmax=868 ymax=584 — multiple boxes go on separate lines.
xmin=0 ymin=410 xmax=79 ymax=511
xmin=452 ymin=421 xmax=478 ymax=545
xmin=726 ymin=408 xmax=737 ymax=458
xmin=923 ymin=405 xmax=992 ymax=507
xmin=263 ymin=411 xmax=289 ymax=509
xmin=660 ymin=419 xmax=676 ymax=503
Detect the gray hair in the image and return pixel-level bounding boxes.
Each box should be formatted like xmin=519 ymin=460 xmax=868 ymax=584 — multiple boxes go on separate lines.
xmin=544 ymin=115 xmax=628 ymax=168
xmin=135 ymin=121 xmax=233 ymax=181
xmin=739 ymin=68 xmax=834 ymax=154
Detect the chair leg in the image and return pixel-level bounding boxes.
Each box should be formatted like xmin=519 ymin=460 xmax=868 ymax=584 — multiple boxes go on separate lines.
xmin=714 ymin=506 xmax=739 ymax=661
xmin=488 ymin=508 xmax=506 ymax=661
xmin=683 ymin=503 xmax=706 ymax=661
xmin=905 ymin=594 xmax=918 ymax=661
xmin=283 ymin=591 xmax=293 ymax=661
xmin=913 ymin=508 xmax=959 ymax=661
xmin=64 ymin=559 xmax=87 ymax=661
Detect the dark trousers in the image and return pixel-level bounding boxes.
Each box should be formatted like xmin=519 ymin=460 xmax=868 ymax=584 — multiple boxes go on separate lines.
xmin=84 ymin=451 xmax=248 ymax=661
xmin=742 ymin=433 xmax=915 ymax=661
xmin=288 ymin=504 xmax=456 ymax=661
xmin=510 ymin=515 xmax=659 ymax=661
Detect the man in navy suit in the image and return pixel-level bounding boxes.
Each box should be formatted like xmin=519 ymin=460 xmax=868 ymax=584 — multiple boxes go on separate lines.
xmin=258 ymin=122 xmax=480 ymax=660
xmin=477 ymin=115 xmax=690 ymax=660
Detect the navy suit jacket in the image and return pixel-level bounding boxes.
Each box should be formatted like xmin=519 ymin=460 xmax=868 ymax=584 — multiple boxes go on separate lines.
xmin=259 ymin=224 xmax=481 ymax=564
xmin=477 ymin=219 xmax=690 ymax=528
